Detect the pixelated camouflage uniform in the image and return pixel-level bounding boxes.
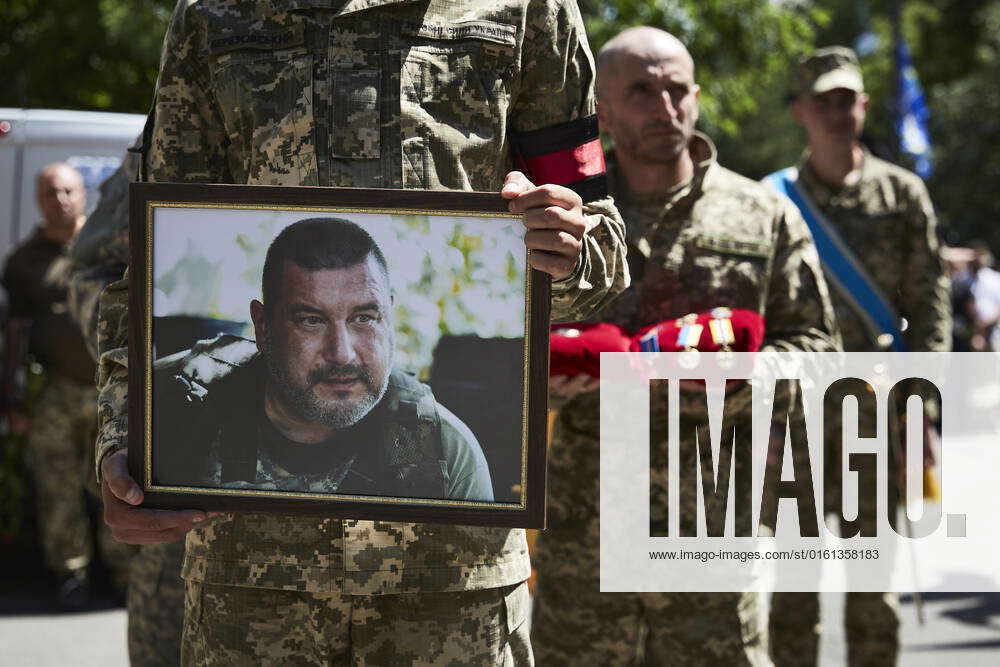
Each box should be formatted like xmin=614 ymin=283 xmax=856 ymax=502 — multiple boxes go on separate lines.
xmin=27 ymin=377 xmax=133 ymax=589
xmin=767 ymin=152 xmax=951 ymax=667
xmin=93 ymin=0 xmax=628 ymax=664
xmin=1 ymin=221 xmax=134 ymax=590
xmin=68 ymin=149 xmax=136 ymax=360
xmin=68 ymin=149 xmax=186 ymax=667
xmin=531 ymin=134 xmax=841 ymax=666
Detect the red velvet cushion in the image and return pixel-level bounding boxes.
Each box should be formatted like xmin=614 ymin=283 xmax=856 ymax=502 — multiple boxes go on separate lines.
xmin=630 ymin=309 xmax=765 ymax=353
xmin=549 ymin=311 xmax=766 ymax=379
xmin=549 ymin=322 xmax=631 ymax=378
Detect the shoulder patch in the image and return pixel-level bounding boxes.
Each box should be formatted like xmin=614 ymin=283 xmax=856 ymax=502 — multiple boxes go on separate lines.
xmin=209 ymin=23 xmax=304 ymax=55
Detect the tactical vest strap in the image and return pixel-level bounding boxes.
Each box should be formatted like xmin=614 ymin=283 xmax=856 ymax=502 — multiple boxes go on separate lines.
xmin=383 ymin=372 xmax=448 ymax=497
xmin=218 ymin=407 xmax=259 ymax=483
xmin=212 ymin=356 xmax=264 ymax=484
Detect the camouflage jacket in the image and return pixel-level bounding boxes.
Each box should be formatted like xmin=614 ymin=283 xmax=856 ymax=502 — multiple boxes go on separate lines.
xmin=543 ymin=133 xmax=841 ymax=527
xmin=67 ymin=144 xmax=139 ymax=361
xmin=789 ymin=151 xmax=951 ymax=352
xmin=95 ymin=0 xmax=628 ymax=594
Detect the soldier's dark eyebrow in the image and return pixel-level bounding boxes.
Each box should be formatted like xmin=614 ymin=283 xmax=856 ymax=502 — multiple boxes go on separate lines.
xmin=288 ymin=303 xmax=325 ymax=317
xmin=351 ymin=301 xmax=382 ymax=314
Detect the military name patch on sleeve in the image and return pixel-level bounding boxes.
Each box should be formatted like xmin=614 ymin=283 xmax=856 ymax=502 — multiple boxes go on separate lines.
xmin=209 ymin=24 xmax=305 ymax=55
xmin=509 ymin=115 xmax=608 ymax=203
xmin=402 ymin=20 xmax=517 ymax=47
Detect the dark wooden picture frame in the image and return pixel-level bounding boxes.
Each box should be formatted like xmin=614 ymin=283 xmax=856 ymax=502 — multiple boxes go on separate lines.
xmin=129 ymin=182 xmax=549 ymax=528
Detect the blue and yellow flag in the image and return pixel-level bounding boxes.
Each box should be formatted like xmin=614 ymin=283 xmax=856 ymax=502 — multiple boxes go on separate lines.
xmin=895 ymin=39 xmax=933 ymax=179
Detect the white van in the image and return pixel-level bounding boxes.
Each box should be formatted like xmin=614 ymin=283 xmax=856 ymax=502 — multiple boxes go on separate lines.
xmin=0 ymin=108 xmax=145 ymax=261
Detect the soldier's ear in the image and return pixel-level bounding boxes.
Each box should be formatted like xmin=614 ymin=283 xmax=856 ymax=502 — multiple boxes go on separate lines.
xmin=250 ymin=299 xmax=267 ymax=353
xmin=789 ymin=97 xmax=805 ymax=124
xmin=596 ymin=98 xmax=610 ymax=133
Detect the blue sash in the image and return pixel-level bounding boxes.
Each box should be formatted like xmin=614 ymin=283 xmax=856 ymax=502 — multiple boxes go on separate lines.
xmin=765 ymin=167 xmax=908 ymax=351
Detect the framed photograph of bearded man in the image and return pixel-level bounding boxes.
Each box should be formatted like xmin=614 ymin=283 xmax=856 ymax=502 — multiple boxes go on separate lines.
xmin=128 ymin=183 xmax=549 ymax=528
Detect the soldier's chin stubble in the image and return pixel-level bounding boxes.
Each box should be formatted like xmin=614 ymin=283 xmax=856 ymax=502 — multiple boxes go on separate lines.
xmin=262 ymin=340 xmax=389 ymax=429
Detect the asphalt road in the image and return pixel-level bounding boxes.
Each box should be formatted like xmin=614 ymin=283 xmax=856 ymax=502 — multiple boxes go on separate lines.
xmin=0 ymin=537 xmax=129 ymax=666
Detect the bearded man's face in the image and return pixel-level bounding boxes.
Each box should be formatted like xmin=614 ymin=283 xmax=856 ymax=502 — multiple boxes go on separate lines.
xmin=260 ymin=256 xmax=393 ymax=428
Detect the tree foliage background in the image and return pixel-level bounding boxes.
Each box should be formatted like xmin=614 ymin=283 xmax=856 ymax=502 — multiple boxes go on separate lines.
xmin=2 ymin=0 xmax=998 ymax=245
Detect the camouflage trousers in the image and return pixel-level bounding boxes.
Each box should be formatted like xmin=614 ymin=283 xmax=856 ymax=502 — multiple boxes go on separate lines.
xmin=181 ymin=580 xmax=532 ymax=666
xmin=533 ymin=391 xmax=771 ymax=666
xmin=767 ymin=501 xmax=899 ymax=667
xmin=768 ymin=416 xmax=900 ymax=667
xmin=28 ymin=376 xmax=132 ymax=585
xmin=532 ymin=524 xmax=769 ymax=667
xmin=128 ymin=540 xmax=186 ymax=667
xmin=768 ymin=591 xmax=899 ymax=667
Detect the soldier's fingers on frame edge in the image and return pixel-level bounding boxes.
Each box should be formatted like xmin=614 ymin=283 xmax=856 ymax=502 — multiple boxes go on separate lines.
xmin=510 ymin=184 xmax=582 ymax=216
xmin=524 ymin=229 xmax=582 ymax=256
xmin=521 ymin=205 xmax=586 ymax=238
xmin=501 ymin=170 xmax=534 ymax=197
xmin=528 ymin=251 xmax=578 ymax=280
xmin=102 ymin=487 xmax=205 ymax=532
xmin=101 ymin=450 xmax=143 ymax=503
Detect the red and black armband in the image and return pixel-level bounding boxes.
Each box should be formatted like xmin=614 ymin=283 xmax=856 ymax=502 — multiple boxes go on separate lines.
xmin=509 ymin=115 xmax=608 ymax=203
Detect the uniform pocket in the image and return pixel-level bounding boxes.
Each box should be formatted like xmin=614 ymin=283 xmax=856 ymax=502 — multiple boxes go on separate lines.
xmin=686 ymin=234 xmax=773 ymax=303
xmin=331 ymin=69 xmax=381 ymax=159
xmin=212 ymin=51 xmax=318 ymax=185
xmin=500 ymin=582 xmax=531 ymax=665
xmin=403 ymin=47 xmax=508 ymax=133
xmin=502 ymin=581 xmax=528 ymax=635
xmin=400 ymin=44 xmax=512 ymax=189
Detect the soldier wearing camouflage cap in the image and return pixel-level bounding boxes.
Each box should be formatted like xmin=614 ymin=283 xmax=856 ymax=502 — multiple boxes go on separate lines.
xmin=765 ymin=46 xmax=951 ymax=667
xmin=94 ymin=0 xmax=629 ymax=663
xmin=531 ymin=26 xmax=839 ymax=665
xmin=791 ymin=46 xmax=865 ymax=99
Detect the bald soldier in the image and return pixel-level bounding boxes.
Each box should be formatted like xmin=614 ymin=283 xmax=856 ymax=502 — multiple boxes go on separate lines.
xmin=766 ymin=47 xmax=951 ymax=667
xmin=1 ymin=163 xmax=133 ymax=608
xmin=531 ymin=28 xmax=839 ymax=665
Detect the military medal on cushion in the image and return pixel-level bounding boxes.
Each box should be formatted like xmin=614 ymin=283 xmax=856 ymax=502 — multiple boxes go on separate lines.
xmin=709 ymin=307 xmax=737 ymax=367
xmin=637 ymin=326 xmax=661 ymax=352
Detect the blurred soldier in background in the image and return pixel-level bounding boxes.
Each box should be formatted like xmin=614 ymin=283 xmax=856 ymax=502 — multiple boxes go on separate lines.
xmin=1 ymin=162 xmax=132 ymax=609
xmin=68 ymin=147 xmax=185 ymax=666
xmin=531 ymin=27 xmax=839 ymax=666
xmin=949 ymin=240 xmax=1000 ymax=351
xmin=766 ymin=46 xmax=951 ymax=667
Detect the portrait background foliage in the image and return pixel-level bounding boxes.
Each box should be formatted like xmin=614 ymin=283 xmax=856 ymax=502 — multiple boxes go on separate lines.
xmin=152 ymin=208 xmax=527 ymax=377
